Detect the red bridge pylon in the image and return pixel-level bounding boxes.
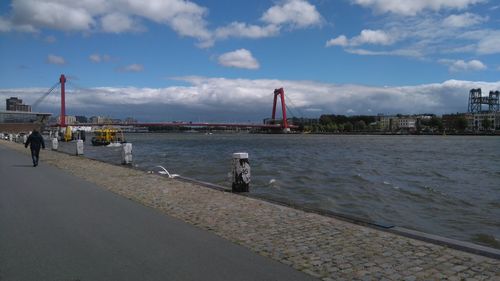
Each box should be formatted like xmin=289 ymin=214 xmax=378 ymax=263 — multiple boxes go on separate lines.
xmin=59 ymin=74 xmax=66 ymax=127
xmin=271 ymin=88 xmax=289 ymax=131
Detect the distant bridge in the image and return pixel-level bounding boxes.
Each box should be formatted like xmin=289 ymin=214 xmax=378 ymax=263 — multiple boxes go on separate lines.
xmin=64 ymin=122 xmax=297 ymax=129
xmin=42 ymin=75 xmax=296 ymax=131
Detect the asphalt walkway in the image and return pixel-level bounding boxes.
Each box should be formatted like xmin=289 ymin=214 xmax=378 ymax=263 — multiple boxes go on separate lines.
xmin=0 ymin=145 xmax=316 ymax=281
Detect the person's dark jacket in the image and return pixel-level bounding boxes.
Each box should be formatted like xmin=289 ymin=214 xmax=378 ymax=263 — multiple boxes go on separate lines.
xmin=25 ymin=131 xmax=45 ymax=150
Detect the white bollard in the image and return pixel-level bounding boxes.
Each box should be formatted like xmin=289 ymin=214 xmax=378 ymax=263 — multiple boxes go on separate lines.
xmin=8 ymin=134 xmax=13 ymax=142
xmin=122 ymin=143 xmax=133 ymax=165
xmin=22 ymin=135 xmax=27 ymax=144
xmin=232 ymin=152 xmax=250 ymax=192
xmin=52 ymin=138 xmax=58 ymax=150
xmin=76 ymin=139 xmax=84 ymax=155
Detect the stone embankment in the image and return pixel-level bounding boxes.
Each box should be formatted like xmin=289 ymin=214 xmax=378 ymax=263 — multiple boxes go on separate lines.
xmin=2 ymin=140 xmax=499 ymax=281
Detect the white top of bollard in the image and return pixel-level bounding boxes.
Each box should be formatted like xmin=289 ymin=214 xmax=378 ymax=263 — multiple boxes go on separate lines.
xmin=232 ymin=152 xmax=248 ymax=159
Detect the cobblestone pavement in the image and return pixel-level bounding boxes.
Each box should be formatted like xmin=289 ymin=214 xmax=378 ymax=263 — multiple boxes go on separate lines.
xmin=3 ymin=141 xmax=499 ymax=281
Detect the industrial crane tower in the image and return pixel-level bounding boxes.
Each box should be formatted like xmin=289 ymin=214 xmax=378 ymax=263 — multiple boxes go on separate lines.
xmin=468 ymin=88 xmax=499 ymax=113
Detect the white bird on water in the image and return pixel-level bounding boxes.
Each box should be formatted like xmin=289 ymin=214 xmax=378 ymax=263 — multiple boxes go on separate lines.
xmin=155 ymin=165 xmax=180 ymax=179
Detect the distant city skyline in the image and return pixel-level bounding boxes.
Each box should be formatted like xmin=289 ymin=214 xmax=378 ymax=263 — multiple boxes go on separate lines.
xmin=1 ymin=0 xmax=499 ymax=121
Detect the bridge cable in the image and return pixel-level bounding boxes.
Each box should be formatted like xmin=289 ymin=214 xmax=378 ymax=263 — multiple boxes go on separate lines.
xmin=32 ymin=82 xmax=60 ymax=110
xmin=284 ymin=94 xmax=304 ymax=118
xmin=66 ymin=80 xmax=92 ymax=93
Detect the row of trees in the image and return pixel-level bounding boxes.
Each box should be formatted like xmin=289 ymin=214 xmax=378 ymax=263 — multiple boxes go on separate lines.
xmin=293 ymin=114 xmax=447 ymax=133
xmin=297 ymin=115 xmax=377 ymax=133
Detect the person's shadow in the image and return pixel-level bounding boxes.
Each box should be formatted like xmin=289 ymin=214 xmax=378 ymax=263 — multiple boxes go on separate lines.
xmin=12 ymin=164 xmax=35 ymax=168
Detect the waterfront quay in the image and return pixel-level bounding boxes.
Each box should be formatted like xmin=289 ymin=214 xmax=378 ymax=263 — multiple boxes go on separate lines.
xmin=1 ymin=141 xmax=499 ymax=280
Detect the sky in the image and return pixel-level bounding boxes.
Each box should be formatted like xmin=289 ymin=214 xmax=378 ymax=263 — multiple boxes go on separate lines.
xmin=0 ymin=0 xmax=499 ymax=122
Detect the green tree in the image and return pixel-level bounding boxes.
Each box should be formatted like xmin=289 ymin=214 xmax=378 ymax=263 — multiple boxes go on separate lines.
xmin=354 ymin=120 xmax=366 ymax=131
xmin=416 ymin=121 xmax=422 ymax=134
xmin=429 ymin=116 xmax=443 ymax=132
xmin=319 ymin=115 xmax=333 ymax=125
xmin=456 ymin=117 xmax=468 ymax=132
xmin=344 ymin=122 xmax=353 ymax=132
xmin=331 ymin=123 xmax=338 ymax=132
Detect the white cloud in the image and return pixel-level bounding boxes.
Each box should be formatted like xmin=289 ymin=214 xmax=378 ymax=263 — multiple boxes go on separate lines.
xmin=330 ymin=12 xmax=500 ymax=58
xmin=101 ymin=12 xmax=141 ymax=33
xmin=213 ymin=0 xmax=321 ymax=42
xmin=442 ymin=13 xmax=487 ymax=28
xmin=218 ymin=49 xmax=260 ymax=70
xmin=0 ymin=15 xmax=36 ymax=32
xmin=120 ymin=64 xmax=144 ymax=72
xmin=476 ymin=31 xmax=500 ymax=55
xmin=89 ymin=54 xmax=111 ymax=63
xmin=89 ymin=54 xmax=101 ymax=63
xmin=439 ymin=59 xmax=487 ymax=72
xmin=3 ymin=77 xmax=499 ymax=121
xmin=352 ymin=0 xmax=485 ymax=15
xmin=0 ymin=17 xmax=12 ymax=32
xmin=326 ymin=29 xmax=395 ymax=48
xmin=351 ymin=29 xmax=395 ymax=45
xmin=215 ymin=22 xmax=280 ymax=39
xmin=46 ymin=54 xmax=65 ymax=65
xmin=261 ymin=0 xmax=322 ymax=28
xmin=345 ymin=48 xmax=422 ymax=57
xmin=325 ymin=35 xmax=348 ymax=47
xmin=10 ymin=0 xmax=96 ymax=31
xmin=2 ymin=0 xmax=211 ymax=44
xmin=1 ymin=0 xmax=323 ymax=46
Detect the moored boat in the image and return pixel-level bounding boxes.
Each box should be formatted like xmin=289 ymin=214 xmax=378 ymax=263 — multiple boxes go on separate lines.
xmin=91 ymin=128 xmax=126 ymax=146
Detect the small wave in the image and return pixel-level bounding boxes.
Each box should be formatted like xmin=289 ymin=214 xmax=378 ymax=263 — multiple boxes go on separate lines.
xmin=352 ymin=173 xmax=371 ymax=184
xmin=455 ymin=198 xmax=474 ymax=207
xmin=431 ymin=171 xmax=448 ymax=179
xmin=262 ymin=178 xmax=281 ymax=189
xmin=489 ymin=201 xmax=500 ymax=208
xmin=383 ymin=181 xmax=400 ymax=190
xmin=423 ymin=185 xmax=447 ymax=196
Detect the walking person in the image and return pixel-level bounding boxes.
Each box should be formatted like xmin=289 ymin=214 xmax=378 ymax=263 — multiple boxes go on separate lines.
xmin=25 ymin=130 xmax=45 ymax=167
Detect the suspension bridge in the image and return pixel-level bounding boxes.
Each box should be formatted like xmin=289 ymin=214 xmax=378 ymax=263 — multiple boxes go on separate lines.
xmin=37 ymin=75 xmax=298 ymax=131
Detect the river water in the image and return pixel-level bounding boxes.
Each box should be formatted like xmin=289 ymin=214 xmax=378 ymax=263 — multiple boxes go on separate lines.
xmin=58 ymin=133 xmax=500 ymax=249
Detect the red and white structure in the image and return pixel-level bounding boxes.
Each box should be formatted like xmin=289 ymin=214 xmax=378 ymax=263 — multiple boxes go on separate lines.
xmin=271 ymin=88 xmax=290 ymax=131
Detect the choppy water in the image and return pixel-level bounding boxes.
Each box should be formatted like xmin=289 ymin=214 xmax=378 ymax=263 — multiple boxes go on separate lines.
xmin=57 ymin=133 xmax=500 ymax=249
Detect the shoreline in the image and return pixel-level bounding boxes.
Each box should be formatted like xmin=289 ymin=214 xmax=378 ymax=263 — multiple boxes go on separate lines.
xmin=2 ymin=140 xmax=499 ymax=280
xmin=119 ymin=130 xmax=500 ymax=136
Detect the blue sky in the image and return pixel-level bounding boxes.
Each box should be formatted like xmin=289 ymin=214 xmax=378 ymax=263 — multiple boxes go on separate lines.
xmin=1 ymin=0 xmax=499 ymax=121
